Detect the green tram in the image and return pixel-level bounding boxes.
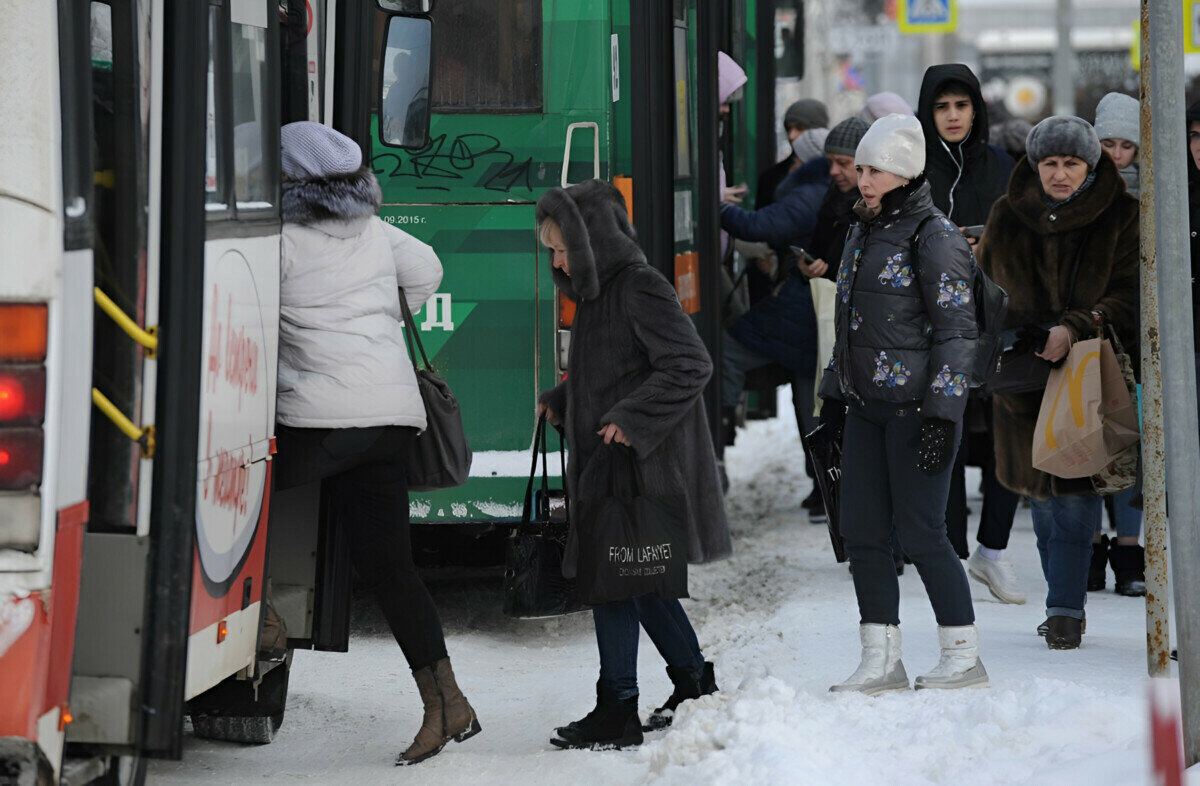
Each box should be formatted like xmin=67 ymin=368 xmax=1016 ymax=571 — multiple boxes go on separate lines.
xmin=365 ymin=0 xmax=804 ymax=534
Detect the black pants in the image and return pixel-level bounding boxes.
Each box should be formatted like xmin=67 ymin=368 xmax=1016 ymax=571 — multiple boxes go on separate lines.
xmin=274 ymin=424 xmax=448 ymax=671
xmin=977 ymin=432 xmax=1020 ymax=550
xmin=840 ymin=401 xmax=975 ymax=627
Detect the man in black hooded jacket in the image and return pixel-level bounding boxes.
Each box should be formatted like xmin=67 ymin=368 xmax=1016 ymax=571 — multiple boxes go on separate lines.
xmin=916 ymin=64 xmax=1022 ymax=601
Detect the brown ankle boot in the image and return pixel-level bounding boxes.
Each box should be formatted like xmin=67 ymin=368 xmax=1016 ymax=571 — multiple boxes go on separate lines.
xmin=397 ymin=666 xmax=445 ymax=766
xmin=433 ymin=657 xmax=481 ymax=743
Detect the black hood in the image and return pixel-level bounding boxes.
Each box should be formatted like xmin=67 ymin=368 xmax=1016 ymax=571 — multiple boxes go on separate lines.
xmin=917 ymin=64 xmax=990 ymax=155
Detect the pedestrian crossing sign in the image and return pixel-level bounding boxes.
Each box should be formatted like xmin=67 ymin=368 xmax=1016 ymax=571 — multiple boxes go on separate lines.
xmin=898 ymin=0 xmax=958 ymax=34
xmin=1187 ymin=0 xmax=1200 ymax=54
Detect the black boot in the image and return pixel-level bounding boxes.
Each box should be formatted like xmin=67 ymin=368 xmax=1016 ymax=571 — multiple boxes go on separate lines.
xmin=644 ymin=662 xmax=718 ymax=731
xmin=1045 ymin=615 xmax=1083 ymax=650
xmin=721 ymin=406 xmax=737 ymax=447
xmin=551 ymin=683 xmax=643 ymax=750
xmin=1109 ymin=541 xmax=1147 ymax=597
xmin=1087 ymin=535 xmax=1109 ymax=591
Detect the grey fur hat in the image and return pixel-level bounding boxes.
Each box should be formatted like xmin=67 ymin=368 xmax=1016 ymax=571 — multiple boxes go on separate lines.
xmin=1025 ymin=116 xmax=1101 ymax=170
xmin=281 ymin=121 xmax=363 ymax=180
xmin=791 ymin=128 xmax=829 ymax=164
xmin=825 ymin=117 xmax=870 ymax=157
xmin=1094 ymin=92 xmax=1139 ymax=147
xmin=856 ymin=114 xmax=926 ymax=180
xmin=784 ymin=98 xmax=829 ymax=131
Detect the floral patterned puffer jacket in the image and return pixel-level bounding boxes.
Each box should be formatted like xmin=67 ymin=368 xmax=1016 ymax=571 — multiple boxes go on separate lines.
xmin=818 ymin=178 xmax=978 ymax=424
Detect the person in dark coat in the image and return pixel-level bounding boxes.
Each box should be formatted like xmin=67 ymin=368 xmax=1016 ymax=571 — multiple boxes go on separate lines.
xmin=976 ymin=116 xmax=1139 ymax=650
xmin=917 ymin=63 xmax=1023 ymax=597
xmin=756 ymin=98 xmax=831 ymax=209
xmin=819 ymin=114 xmax=987 ymax=696
xmin=805 ymin=117 xmax=870 ymax=280
xmin=535 ymin=179 xmax=730 ymax=750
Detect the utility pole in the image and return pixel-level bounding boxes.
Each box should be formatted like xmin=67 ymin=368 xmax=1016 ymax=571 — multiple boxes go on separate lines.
xmin=1053 ymin=0 xmax=1075 ymax=116
xmin=1147 ymin=0 xmax=1200 ymax=766
xmin=1138 ymin=1 xmax=1171 ymax=680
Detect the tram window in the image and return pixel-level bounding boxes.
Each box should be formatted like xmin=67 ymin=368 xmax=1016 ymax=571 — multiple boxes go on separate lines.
xmin=380 ymin=16 xmax=432 ymax=148
xmin=672 ymin=0 xmax=687 ymax=22
xmin=205 ymin=7 xmax=228 ymax=212
xmin=430 ymin=0 xmax=541 ymax=114
xmin=378 ymin=0 xmax=433 ymax=11
xmin=775 ymin=2 xmax=804 ymax=80
xmin=230 ymin=19 xmax=276 ymax=211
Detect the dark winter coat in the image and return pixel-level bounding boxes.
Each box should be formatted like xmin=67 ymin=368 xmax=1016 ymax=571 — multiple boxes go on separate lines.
xmin=976 ymin=154 xmax=1139 ymax=500
xmin=536 ymin=180 xmax=731 ymax=577
xmin=917 ymin=64 xmax=1016 ymax=227
xmin=809 ymin=183 xmax=861 ymax=282
xmin=818 ymin=179 xmax=979 ymax=424
xmin=756 ymin=154 xmax=797 ymax=209
xmin=720 ymin=156 xmax=832 ymax=252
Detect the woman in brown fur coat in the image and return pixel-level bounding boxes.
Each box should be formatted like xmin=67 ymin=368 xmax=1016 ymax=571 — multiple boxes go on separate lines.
xmin=976 ymin=116 xmax=1139 ymax=650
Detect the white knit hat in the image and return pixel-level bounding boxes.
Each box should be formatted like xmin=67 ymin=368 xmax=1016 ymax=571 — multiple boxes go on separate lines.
xmin=791 ymin=128 xmax=830 ymax=164
xmin=855 ymin=114 xmax=926 ymax=180
xmin=281 ymin=121 xmax=363 ymax=179
xmin=1094 ymin=92 xmax=1139 ymax=148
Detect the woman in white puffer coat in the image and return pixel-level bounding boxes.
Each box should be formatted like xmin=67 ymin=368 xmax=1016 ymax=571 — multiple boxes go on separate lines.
xmin=274 ymin=121 xmax=480 ymax=766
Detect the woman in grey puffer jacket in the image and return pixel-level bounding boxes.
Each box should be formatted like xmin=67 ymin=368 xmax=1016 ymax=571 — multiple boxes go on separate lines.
xmin=818 ymin=115 xmax=986 ymax=696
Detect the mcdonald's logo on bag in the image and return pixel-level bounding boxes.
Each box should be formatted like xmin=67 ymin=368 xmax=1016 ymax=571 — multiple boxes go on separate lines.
xmin=1043 ymin=347 xmax=1101 ymax=450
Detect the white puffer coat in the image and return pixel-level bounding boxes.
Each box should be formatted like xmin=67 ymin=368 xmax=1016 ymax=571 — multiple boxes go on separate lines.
xmin=277 ymin=167 xmax=442 ymax=429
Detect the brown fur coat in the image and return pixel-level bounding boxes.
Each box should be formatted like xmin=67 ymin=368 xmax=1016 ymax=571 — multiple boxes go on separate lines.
xmin=976 ymin=154 xmax=1139 ymax=499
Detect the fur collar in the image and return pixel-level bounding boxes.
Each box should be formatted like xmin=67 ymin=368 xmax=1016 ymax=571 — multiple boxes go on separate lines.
xmin=1007 ymin=154 xmax=1128 ymax=234
xmin=536 ymin=180 xmax=645 ymax=301
xmin=281 ymin=166 xmax=382 ymax=224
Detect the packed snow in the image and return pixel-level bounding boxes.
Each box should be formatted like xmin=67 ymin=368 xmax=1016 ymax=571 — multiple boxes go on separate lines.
xmin=150 ymin=391 xmax=1199 ymax=785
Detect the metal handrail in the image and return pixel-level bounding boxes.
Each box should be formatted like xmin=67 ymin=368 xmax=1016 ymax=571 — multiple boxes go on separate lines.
xmin=94 ymin=287 xmax=158 ymax=358
xmin=92 ymin=388 xmax=155 ymax=458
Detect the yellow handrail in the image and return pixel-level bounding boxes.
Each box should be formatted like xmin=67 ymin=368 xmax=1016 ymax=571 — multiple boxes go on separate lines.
xmin=92 ymin=388 xmax=156 ymax=458
xmin=94 ymin=287 xmax=158 ymax=358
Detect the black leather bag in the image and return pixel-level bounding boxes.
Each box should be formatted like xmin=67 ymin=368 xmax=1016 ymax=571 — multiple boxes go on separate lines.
xmin=802 ymin=422 xmax=847 ymax=563
xmin=574 ymin=446 xmax=688 ymax=605
xmin=502 ymin=414 xmax=583 ymax=618
xmin=398 ymin=289 xmax=472 ymax=491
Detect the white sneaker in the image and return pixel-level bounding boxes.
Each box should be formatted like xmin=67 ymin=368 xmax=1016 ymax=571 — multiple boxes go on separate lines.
xmin=829 ymin=624 xmax=910 ymax=696
xmin=915 ymin=625 xmax=990 ymax=690
xmin=968 ymin=551 xmax=1026 ymax=605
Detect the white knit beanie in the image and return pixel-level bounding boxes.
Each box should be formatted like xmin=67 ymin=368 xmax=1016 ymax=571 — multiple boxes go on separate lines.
xmin=791 ymin=128 xmax=830 ymax=164
xmin=855 ymin=114 xmax=926 ymax=180
xmin=1094 ymin=92 xmax=1139 ymax=148
xmin=281 ymin=121 xmax=363 ymax=179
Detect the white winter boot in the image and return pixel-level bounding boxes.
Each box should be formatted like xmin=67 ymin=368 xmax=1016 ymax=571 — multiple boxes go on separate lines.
xmin=829 ymin=624 xmax=909 ymax=696
xmin=915 ymin=625 xmax=990 ymax=690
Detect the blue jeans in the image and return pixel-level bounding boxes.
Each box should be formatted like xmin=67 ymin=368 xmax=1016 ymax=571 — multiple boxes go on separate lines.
xmin=1098 ymin=485 xmax=1142 ymax=539
xmin=593 ymin=595 xmax=705 ymax=701
xmin=1029 ymin=494 xmax=1103 ymax=618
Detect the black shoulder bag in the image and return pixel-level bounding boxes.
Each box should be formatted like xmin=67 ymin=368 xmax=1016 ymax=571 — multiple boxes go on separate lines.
xmin=398 ymin=288 xmax=472 ymax=491
xmin=502 ymin=413 xmax=582 ymax=618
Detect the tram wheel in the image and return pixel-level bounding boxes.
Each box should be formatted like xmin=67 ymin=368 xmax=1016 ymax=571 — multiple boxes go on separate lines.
xmin=186 ymin=655 xmax=291 ymax=745
xmin=190 ymin=714 xmax=282 ymax=745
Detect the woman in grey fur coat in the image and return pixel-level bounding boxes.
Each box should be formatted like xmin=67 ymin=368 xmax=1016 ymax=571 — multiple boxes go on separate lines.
xmin=536 ymin=179 xmax=730 ymax=750
xmin=272 ymin=122 xmax=479 ymax=766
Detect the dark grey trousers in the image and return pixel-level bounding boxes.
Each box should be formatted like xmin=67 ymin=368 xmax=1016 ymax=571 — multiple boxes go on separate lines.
xmin=840 ymin=401 xmax=975 ymax=627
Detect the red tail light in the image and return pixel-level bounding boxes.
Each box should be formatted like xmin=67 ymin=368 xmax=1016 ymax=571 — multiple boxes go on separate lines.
xmin=0 ymin=428 xmax=43 ymax=489
xmin=0 ymin=367 xmax=46 ymax=425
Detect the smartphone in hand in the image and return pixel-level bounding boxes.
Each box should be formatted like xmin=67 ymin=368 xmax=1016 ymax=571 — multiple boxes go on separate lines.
xmin=962 ymin=225 xmax=985 ymax=239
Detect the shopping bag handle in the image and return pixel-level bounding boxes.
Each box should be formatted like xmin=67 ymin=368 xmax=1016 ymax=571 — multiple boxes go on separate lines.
xmin=520 ymin=414 xmax=568 ymax=525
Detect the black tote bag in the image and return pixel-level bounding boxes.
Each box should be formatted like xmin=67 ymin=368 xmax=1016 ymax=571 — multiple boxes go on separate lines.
xmin=802 ymin=422 xmax=847 ymax=563
xmin=398 ymin=289 xmax=472 ymax=491
xmin=574 ymin=446 xmax=688 ymax=605
xmin=503 ymin=414 xmax=583 ymax=618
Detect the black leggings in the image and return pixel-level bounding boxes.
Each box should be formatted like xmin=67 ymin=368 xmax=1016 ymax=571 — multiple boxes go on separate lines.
xmin=274 ymin=424 xmax=448 ymax=671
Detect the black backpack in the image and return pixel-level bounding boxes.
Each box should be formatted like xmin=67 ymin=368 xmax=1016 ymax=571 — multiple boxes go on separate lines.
xmin=912 ymin=216 xmax=1009 ymax=389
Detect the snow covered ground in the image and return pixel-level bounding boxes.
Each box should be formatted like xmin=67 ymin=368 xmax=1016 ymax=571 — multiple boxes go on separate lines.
xmin=150 ymin=394 xmax=1198 ymax=785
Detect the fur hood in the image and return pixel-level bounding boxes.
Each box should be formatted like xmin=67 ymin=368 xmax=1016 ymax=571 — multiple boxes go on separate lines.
xmin=535 ymin=180 xmax=645 ymax=302
xmin=281 ymin=166 xmax=383 ymax=225
xmin=1006 ymin=152 xmax=1126 ymax=234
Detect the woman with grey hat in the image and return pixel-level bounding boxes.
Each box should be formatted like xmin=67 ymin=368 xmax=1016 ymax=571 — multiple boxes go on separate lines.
xmin=272 ymin=121 xmax=480 ymax=764
xmin=976 ymin=116 xmax=1139 ymax=649
xmin=818 ymin=114 xmax=987 ymax=695
xmin=1095 ymin=92 xmax=1140 ymax=198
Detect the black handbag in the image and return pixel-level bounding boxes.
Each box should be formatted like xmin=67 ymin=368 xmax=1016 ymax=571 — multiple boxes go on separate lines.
xmin=502 ymin=414 xmax=583 ymax=618
xmin=801 ymin=422 xmax=847 ymax=563
xmin=398 ymin=288 xmax=472 ymax=491
xmin=574 ymin=446 xmax=688 ymax=605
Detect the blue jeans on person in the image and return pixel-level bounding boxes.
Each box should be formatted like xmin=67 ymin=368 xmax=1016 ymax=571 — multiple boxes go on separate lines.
xmin=1029 ymin=494 xmax=1104 ymax=619
xmin=592 ymin=594 xmax=705 ymax=701
xmin=1098 ymin=485 xmax=1142 ymax=539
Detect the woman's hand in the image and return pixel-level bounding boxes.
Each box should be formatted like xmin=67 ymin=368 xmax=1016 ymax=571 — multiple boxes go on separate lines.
xmin=1037 ymin=325 xmax=1073 ymax=363
xmin=536 ymin=401 xmax=559 ymax=427
xmin=798 ymin=257 xmax=829 ymax=279
xmin=597 ymin=423 xmax=631 ymax=446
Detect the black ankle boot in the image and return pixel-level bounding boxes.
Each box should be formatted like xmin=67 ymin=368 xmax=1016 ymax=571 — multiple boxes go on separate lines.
xmin=1045 ymin=615 xmax=1083 ymax=650
xmin=551 ymin=683 xmax=643 ymax=750
xmin=1088 ymin=535 xmax=1109 ymax=591
xmin=644 ymin=662 xmax=718 ymax=731
xmin=1109 ymin=542 xmax=1147 ymax=596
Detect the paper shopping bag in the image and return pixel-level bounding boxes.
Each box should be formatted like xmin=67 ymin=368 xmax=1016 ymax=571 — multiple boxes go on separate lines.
xmin=1090 ymin=335 xmax=1141 ymax=494
xmin=1032 ymin=338 xmax=1108 ymax=478
xmin=811 ymin=277 xmax=837 ymax=417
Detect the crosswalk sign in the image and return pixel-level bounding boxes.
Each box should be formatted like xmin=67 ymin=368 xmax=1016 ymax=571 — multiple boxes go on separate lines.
xmin=1187 ymin=0 xmax=1200 ymax=54
xmin=898 ymin=0 xmax=958 ymax=34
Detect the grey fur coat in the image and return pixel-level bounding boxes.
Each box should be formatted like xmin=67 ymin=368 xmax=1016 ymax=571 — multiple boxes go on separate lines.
xmin=536 ymin=180 xmax=731 ymax=575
